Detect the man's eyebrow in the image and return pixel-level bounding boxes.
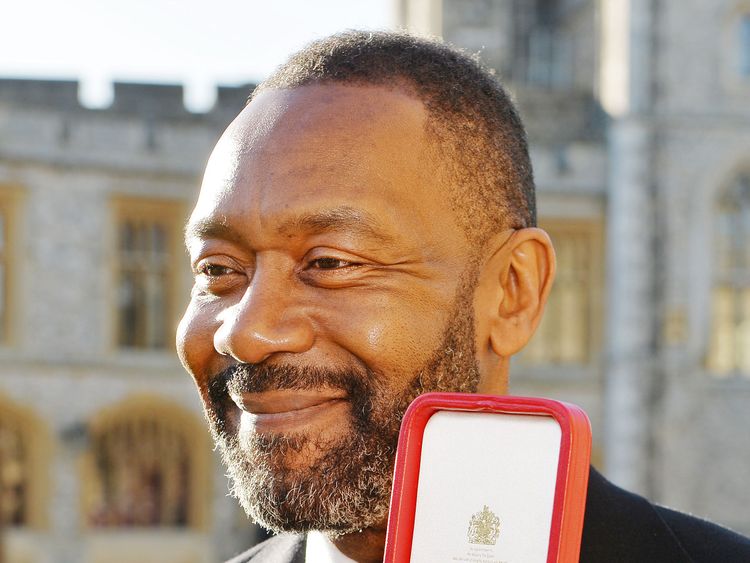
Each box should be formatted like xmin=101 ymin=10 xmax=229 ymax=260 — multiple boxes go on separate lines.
xmin=184 ymin=218 xmax=243 ymax=248
xmin=276 ymin=206 xmax=396 ymax=244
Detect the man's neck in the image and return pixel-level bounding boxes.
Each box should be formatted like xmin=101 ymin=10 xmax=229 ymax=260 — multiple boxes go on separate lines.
xmin=331 ymin=526 xmax=387 ymax=563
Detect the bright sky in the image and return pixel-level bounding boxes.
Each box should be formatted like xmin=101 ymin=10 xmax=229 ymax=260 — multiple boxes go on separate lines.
xmin=0 ymin=0 xmax=397 ymax=111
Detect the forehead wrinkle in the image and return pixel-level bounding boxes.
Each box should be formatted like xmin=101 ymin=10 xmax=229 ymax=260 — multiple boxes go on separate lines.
xmin=184 ymin=206 xmax=398 ymax=251
xmin=184 ymin=216 xmax=244 ymax=249
xmin=275 ymin=206 xmax=397 ymax=245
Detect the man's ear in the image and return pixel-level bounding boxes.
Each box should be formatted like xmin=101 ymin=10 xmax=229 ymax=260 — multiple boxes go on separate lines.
xmin=474 ymin=228 xmax=556 ymax=358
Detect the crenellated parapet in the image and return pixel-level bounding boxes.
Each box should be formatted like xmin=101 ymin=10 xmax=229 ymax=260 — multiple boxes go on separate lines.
xmin=0 ymin=77 xmax=257 ymax=175
xmin=0 ymin=78 xmax=81 ymax=109
xmin=0 ymin=77 xmax=256 ymax=120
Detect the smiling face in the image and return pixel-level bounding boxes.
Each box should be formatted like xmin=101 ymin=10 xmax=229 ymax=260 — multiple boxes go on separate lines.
xmin=177 ymin=84 xmax=496 ymax=535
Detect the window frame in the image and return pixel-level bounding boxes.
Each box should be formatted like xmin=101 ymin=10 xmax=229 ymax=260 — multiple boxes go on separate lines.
xmin=0 ymin=186 xmax=22 ymax=347
xmin=516 ymin=217 xmax=605 ymax=370
xmin=110 ymin=197 xmax=186 ymax=353
xmin=721 ymin=2 xmax=750 ymax=94
xmin=0 ymin=395 xmax=50 ymax=530
xmin=740 ymin=13 xmax=750 ymax=77
xmin=80 ymin=395 xmax=211 ymax=531
xmin=707 ymin=173 xmax=750 ymax=377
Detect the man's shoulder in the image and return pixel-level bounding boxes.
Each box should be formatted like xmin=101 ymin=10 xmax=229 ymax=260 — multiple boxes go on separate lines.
xmin=654 ymin=503 xmax=750 ymax=562
xmin=225 ymin=534 xmax=305 ymax=563
xmin=582 ymin=467 xmax=750 ymax=562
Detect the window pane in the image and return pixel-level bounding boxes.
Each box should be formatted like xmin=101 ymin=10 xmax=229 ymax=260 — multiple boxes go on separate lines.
xmin=119 ymin=221 xmax=134 ymax=253
xmin=710 ymin=175 xmax=750 ymax=376
xmin=116 ymin=206 xmax=174 ymax=349
xmin=117 ymin=272 xmax=137 ymax=347
xmin=740 ymin=14 xmax=750 ymax=77
xmin=0 ymin=418 xmax=27 ymax=527
xmin=708 ymin=285 xmax=736 ymax=375
xmin=151 ymin=224 xmax=166 ymax=257
xmin=87 ymin=416 xmax=190 ymax=527
xmin=520 ymin=225 xmax=596 ymax=365
xmin=739 ymin=288 xmax=750 ymax=373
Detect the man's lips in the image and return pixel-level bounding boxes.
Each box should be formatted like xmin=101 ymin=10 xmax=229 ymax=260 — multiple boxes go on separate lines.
xmin=230 ymin=389 xmax=349 ymax=433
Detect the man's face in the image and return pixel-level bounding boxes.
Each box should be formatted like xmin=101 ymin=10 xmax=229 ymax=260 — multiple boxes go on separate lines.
xmin=177 ymin=84 xmax=485 ymax=534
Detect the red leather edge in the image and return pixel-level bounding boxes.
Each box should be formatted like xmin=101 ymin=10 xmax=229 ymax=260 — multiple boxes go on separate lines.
xmin=383 ymin=392 xmax=592 ymax=563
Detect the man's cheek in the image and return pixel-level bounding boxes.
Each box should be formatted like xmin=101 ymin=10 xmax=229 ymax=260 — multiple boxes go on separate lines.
xmin=176 ymin=303 xmax=220 ymax=387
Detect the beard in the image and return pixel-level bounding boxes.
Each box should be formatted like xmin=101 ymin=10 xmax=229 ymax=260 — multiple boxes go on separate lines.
xmin=203 ymin=272 xmax=482 ymax=536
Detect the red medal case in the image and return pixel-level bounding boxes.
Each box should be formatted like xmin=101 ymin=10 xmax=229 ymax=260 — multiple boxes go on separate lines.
xmin=384 ymin=393 xmax=591 ymax=563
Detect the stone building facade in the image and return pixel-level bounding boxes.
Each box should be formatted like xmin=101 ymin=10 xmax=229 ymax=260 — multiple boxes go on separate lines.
xmin=1 ymin=1 xmax=750 ymax=561
xmin=0 ymin=81 xmax=261 ymax=562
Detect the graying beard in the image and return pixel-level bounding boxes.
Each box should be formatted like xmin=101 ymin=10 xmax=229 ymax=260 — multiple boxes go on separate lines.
xmin=206 ymin=265 xmax=482 ymax=535
xmin=216 ymin=414 xmax=397 ymax=536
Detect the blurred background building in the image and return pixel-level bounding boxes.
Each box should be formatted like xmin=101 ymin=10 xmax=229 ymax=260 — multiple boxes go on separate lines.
xmin=1 ymin=0 xmax=749 ymax=561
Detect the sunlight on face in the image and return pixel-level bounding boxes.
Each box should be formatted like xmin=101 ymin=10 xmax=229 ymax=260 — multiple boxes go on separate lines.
xmin=177 ymin=84 xmax=481 ymax=534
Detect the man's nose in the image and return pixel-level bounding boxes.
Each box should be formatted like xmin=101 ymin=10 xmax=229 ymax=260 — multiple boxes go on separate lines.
xmin=213 ymin=274 xmax=315 ymax=364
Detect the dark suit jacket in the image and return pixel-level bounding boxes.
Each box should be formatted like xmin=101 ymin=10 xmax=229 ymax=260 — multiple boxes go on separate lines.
xmin=227 ymin=467 xmax=750 ymax=562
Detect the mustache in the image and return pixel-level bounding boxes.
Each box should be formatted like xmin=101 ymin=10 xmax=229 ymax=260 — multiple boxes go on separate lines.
xmin=207 ymin=362 xmax=376 ymax=415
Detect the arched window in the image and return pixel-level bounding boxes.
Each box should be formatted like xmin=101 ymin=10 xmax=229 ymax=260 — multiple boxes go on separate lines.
xmin=0 ymin=413 xmax=28 ymax=526
xmin=708 ymin=173 xmax=750 ymax=375
xmin=82 ymin=396 xmax=209 ymax=529
xmin=0 ymin=396 xmax=48 ymax=529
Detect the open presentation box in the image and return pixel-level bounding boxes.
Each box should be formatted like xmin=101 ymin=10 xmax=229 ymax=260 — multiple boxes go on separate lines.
xmin=384 ymin=393 xmax=591 ymax=563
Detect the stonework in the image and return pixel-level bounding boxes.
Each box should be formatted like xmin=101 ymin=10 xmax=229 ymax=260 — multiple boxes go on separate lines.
xmin=0 ymin=80 xmax=260 ymax=562
xmin=1 ymin=1 xmax=750 ymax=560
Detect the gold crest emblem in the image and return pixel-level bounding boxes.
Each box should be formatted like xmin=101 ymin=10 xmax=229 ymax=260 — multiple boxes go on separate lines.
xmin=467 ymin=505 xmax=501 ymax=545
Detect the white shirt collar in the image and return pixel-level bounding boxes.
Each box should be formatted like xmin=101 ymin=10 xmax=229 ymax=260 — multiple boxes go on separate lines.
xmin=305 ymin=531 xmax=358 ymax=563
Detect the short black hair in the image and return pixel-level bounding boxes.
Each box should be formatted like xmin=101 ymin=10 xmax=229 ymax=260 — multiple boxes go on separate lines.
xmin=252 ymin=30 xmax=536 ymax=246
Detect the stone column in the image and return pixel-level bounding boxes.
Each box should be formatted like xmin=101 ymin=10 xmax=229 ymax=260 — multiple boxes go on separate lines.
xmin=50 ymin=434 xmax=85 ymax=563
xmin=604 ymin=118 xmax=654 ymax=493
xmin=600 ymin=0 xmax=656 ymax=494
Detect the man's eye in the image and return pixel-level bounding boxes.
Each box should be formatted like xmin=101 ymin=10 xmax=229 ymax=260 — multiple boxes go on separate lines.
xmin=198 ymin=264 xmax=234 ymax=277
xmin=309 ymin=257 xmax=353 ymax=270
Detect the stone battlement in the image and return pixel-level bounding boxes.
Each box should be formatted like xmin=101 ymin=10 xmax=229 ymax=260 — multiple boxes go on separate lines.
xmin=0 ymin=78 xmax=255 ymax=119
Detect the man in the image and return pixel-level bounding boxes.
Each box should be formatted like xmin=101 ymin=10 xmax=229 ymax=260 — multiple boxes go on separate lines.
xmin=177 ymin=31 xmax=750 ymax=562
